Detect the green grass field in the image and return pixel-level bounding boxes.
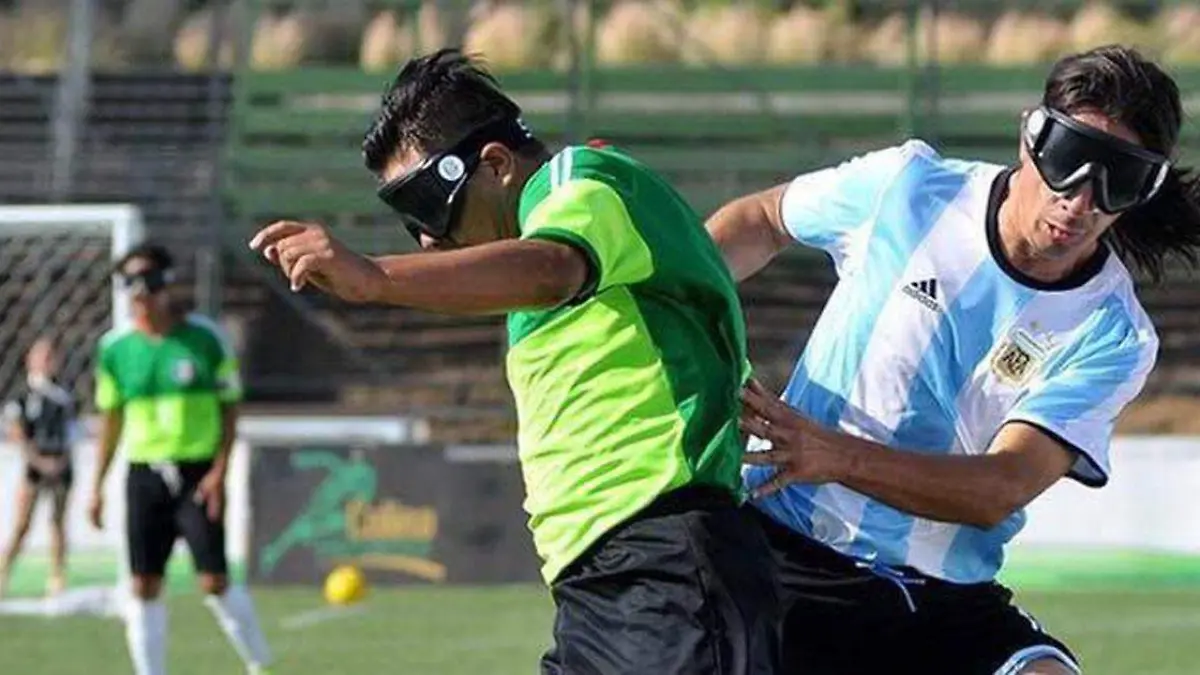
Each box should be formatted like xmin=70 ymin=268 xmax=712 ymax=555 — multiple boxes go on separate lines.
xmin=2 ymin=583 xmax=1199 ymax=674
xmin=3 ymin=549 xmax=1200 ymax=673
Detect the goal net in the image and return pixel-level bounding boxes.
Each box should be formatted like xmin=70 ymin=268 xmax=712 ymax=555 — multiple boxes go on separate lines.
xmin=0 ymin=204 xmax=143 ymax=599
xmin=0 ymin=204 xmax=144 ymax=405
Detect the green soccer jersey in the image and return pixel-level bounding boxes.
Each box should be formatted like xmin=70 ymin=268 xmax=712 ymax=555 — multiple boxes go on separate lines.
xmin=94 ymin=314 xmax=242 ymax=463
xmin=509 ymin=145 xmax=751 ymax=583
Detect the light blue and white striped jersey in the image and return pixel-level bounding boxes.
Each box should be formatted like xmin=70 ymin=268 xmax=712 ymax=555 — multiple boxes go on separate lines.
xmin=746 ymin=140 xmax=1159 ymax=584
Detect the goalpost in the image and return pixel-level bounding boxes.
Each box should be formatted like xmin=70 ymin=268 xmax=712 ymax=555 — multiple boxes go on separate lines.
xmin=0 ymin=204 xmax=144 ymax=599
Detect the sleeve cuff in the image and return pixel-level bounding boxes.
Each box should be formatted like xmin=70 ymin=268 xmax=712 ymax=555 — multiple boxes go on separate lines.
xmin=1005 ymin=416 xmax=1108 ymax=488
xmin=523 ymin=228 xmax=601 ymax=306
xmin=778 ymin=176 xmax=809 ymax=245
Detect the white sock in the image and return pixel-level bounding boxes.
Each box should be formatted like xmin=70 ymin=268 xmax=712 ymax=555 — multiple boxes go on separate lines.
xmin=204 ymin=585 xmax=273 ymax=670
xmin=124 ymin=597 xmax=167 ymax=675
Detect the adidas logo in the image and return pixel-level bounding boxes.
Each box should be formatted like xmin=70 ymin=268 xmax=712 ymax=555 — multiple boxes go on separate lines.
xmin=902 ymin=278 xmax=940 ymax=312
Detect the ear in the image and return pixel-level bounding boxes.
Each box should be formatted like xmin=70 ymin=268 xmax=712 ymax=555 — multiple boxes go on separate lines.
xmin=478 ymin=141 xmax=517 ymax=186
xmin=1017 ymin=108 xmax=1034 ymax=163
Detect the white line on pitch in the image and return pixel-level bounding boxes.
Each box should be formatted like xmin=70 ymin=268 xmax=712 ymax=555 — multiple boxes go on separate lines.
xmin=279 ymin=604 xmax=369 ymax=631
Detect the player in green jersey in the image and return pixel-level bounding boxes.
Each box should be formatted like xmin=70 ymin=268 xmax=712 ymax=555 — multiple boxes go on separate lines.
xmin=89 ymin=243 xmax=273 ymax=675
xmin=250 ymin=49 xmax=780 ymax=674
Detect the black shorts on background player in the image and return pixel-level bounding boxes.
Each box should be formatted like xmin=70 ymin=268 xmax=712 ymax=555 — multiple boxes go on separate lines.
xmin=541 ymin=487 xmax=781 ymax=675
xmin=752 ymin=509 xmax=1078 ymax=674
xmin=126 ymin=461 xmax=227 ymax=577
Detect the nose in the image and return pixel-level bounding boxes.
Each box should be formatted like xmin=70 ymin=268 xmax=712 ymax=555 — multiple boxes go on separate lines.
xmin=1059 ymin=181 xmax=1096 ymax=217
xmin=419 ymin=233 xmax=440 ymax=250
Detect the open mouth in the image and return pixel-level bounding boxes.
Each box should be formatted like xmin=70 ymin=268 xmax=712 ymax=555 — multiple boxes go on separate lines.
xmin=1046 ymin=222 xmax=1085 ymax=243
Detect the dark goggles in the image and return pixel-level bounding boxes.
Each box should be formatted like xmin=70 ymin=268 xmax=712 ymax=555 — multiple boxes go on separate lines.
xmin=1023 ymin=106 xmax=1170 ymax=214
xmin=376 ymin=117 xmax=536 ymax=243
xmin=121 ymin=267 xmax=173 ymax=295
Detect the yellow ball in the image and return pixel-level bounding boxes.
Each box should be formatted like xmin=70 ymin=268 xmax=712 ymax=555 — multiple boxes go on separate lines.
xmin=323 ymin=565 xmax=367 ymax=606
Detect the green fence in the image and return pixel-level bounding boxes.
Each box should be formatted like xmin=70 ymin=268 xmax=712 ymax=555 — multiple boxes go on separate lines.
xmin=225 ymin=63 xmax=1200 ymax=250
xmin=224 ymin=0 xmax=1200 ymax=246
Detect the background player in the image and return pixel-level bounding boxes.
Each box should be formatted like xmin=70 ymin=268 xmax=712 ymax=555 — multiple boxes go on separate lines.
xmin=250 ymin=49 xmax=780 ymax=674
xmin=708 ymin=45 xmax=1200 ymax=674
xmin=0 ymin=338 xmax=79 ymax=598
xmin=89 ymin=243 xmax=273 ymax=675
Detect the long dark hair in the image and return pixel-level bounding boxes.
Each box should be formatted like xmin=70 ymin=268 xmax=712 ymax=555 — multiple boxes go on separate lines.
xmin=1043 ymin=45 xmax=1200 ymax=283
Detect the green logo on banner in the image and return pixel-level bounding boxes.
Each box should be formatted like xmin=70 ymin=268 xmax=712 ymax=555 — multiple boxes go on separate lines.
xmin=258 ymin=450 xmax=446 ymax=582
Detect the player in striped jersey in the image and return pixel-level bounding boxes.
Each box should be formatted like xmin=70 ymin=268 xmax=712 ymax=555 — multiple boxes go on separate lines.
xmin=708 ymin=45 xmax=1200 ymax=674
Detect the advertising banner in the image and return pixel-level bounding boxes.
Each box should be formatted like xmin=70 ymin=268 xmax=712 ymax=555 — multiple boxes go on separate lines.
xmin=248 ymin=444 xmax=539 ymax=585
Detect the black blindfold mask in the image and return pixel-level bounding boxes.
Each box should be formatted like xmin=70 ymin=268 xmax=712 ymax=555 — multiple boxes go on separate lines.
xmin=1023 ymin=106 xmax=1171 ymax=214
xmin=121 ymin=267 xmax=173 ymax=296
xmin=376 ymin=117 xmax=536 ymax=243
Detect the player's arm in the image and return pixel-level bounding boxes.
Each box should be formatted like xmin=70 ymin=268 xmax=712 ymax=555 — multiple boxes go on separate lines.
xmin=706 ymin=184 xmax=792 ymax=282
xmin=706 ymin=143 xmax=918 ymax=282
xmin=745 ymin=401 xmax=1072 ymax=529
xmin=92 ymin=407 xmax=124 ymax=492
xmin=249 ymin=223 xmax=589 ymax=314
xmin=89 ymin=354 xmax=125 ymax=528
xmin=250 ymin=176 xmax=653 ymax=314
xmin=745 ymin=318 xmax=1157 ymax=529
xmin=210 ymin=404 xmax=237 ymax=477
xmin=193 ymin=400 xmax=238 ymax=521
xmin=3 ymin=401 xmax=38 ymax=465
xmin=3 ymin=402 xmax=21 ymax=443
xmin=367 ymin=239 xmax=590 ymax=313
xmin=210 ymin=341 xmax=242 ymax=479
xmin=195 ymin=321 xmax=248 ymax=520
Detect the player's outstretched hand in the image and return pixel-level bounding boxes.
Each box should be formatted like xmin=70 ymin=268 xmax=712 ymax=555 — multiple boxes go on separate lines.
xmin=740 ymin=378 xmax=841 ymax=498
xmin=87 ymin=492 xmax=104 ymax=530
xmin=249 ymin=220 xmax=386 ymax=302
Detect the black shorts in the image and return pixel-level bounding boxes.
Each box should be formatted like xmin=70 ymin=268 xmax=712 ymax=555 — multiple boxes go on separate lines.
xmin=126 ymin=461 xmax=227 ymax=577
xmin=24 ymin=456 xmax=73 ymax=492
xmin=752 ymin=508 xmax=1079 ymax=674
xmin=541 ymin=486 xmax=781 ymax=675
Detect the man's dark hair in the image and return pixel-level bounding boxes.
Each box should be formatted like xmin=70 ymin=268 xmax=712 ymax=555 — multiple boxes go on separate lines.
xmin=362 ymin=48 xmax=546 ymax=175
xmin=1043 ymin=44 xmax=1200 ymax=283
xmin=115 ymin=242 xmax=174 ymax=276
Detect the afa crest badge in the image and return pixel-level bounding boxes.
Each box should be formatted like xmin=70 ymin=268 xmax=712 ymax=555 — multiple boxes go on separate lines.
xmin=991 ymin=328 xmax=1049 ymax=385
